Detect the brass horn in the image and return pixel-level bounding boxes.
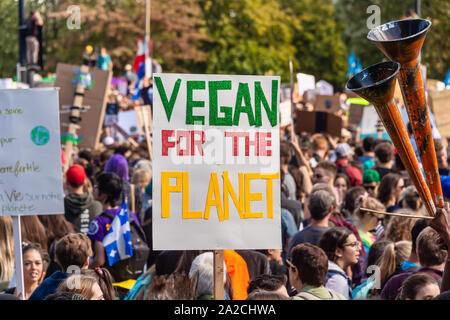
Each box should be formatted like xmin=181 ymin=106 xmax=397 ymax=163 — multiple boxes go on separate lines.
xmin=346 ymin=61 xmax=436 ymax=217
xmin=368 ymin=19 xmax=443 ymax=209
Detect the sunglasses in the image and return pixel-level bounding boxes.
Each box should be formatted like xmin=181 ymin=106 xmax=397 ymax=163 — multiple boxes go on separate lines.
xmin=313 ymin=174 xmax=323 ymax=179
xmin=364 ymin=185 xmax=376 ymax=191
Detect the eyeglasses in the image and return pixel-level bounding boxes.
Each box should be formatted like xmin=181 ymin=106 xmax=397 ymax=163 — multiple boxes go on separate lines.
xmin=344 ymin=241 xmax=361 ymax=249
xmin=286 ymin=259 xmax=296 ymax=270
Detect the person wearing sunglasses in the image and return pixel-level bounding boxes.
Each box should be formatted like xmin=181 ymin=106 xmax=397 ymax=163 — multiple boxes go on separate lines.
xmin=289 ymin=243 xmax=346 ymax=300
xmin=362 ymin=169 xmax=380 ymax=198
xmin=318 ymin=227 xmax=361 ymax=299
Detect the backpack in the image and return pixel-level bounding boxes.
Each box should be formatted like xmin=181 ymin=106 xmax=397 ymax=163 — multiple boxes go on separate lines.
xmin=100 ymin=211 xmax=150 ymax=283
xmin=295 ymin=289 xmax=344 ymax=300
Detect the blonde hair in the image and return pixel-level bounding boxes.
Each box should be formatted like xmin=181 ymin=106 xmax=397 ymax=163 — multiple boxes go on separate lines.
xmin=379 ymin=240 xmax=412 ymax=285
xmin=380 ymin=209 xmax=419 ymax=242
xmin=0 ymin=216 xmax=15 ymax=282
xmin=57 ymin=275 xmax=99 ymax=300
xmin=131 ymin=169 xmax=151 ymax=191
xmin=354 ymin=196 xmax=385 ymax=220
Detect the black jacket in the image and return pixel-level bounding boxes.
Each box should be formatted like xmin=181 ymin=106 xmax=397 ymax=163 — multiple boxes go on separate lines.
xmin=64 ymin=193 xmax=102 ymax=234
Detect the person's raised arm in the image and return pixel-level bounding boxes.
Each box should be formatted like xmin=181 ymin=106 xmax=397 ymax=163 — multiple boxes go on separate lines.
xmin=289 ymin=135 xmax=313 ymax=177
xmin=429 ymin=202 xmax=450 ymax=292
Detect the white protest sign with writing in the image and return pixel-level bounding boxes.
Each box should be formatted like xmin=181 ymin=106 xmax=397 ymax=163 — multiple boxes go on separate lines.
xmin=0 ymin=88 xmax=64 ymax=216
xmin=152 ymin=74 xmax=281 ymax=250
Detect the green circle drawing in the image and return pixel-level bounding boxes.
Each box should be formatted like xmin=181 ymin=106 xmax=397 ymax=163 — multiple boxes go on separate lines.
xmin=30 ymin=126 xmax=50 ymax=146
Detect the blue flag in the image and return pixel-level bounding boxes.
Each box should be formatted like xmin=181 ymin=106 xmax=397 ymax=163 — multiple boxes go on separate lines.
xmin=347 ymin=52 xmax=357 ymax=78
xmin=444 ymin=68 xmax=450 ymax=87
xmin=102 ymin=201 xmax=133 ymax=266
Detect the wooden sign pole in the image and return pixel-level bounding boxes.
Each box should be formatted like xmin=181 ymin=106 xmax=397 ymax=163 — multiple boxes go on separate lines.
xmin=289 ymin=59 xmax=295 ymax=141
xmin=213 ymin=250 xmax=224 ymax=300
xmin=12 ymin=216 xmax=25 ymax=300
xmin=141 ymin=106 xmax=153 ymax=161
xmin=62 ymin=64 xmax=89 ymax=174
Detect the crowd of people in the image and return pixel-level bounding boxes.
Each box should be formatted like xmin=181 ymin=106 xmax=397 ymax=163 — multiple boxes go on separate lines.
xmin=1 ymin=124 xmax=450 ymax=301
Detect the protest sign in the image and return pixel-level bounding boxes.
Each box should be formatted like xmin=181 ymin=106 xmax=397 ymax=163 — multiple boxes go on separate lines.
xmin=55 ymin=63 xmax=112 ymax=149
xmin=314 ymin=94 xmax=341 ymax=113
xmin=0 ymin=88 xmax=64 ymax=216
xmin=279 ymin=100 xmax=292 ymax=127
xmin=0 ymin=88 xmax=64 ymax=299
xmin=429 ymin=89 xmax=450 ymax=137
xmin=118 ymin=110 xmax=140 ymax=135
xmin=294 ymin=110 xmax=342 ymax=137
xmin=296 ymin=73 xmax=315 ymax=97
xmin=152 ymin=74 xmax=281 ymax=250
xmin=359 ymin=105 xmax=390 ymax=141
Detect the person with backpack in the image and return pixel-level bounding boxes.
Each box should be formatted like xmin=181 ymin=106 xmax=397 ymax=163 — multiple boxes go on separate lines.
xmin=64 ymin=164 xmax=102 ymax=235
xmin=88 ymin=173 xmax=149 ymax=283
xmin=318 ymin=227 xmax=361 ymax=299
xmin=334 ymin=143 xmax=362 ymax=187
xmin=289 ymin=243 xmax=346 ymax=300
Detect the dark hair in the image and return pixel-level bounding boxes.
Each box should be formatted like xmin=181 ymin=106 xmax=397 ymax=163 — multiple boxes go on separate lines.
xmin=416 ymin=227 xmax=447 ymax=267
xmin=37 ymin=214 xmax=75 ymax=246
xmin=399 ymin=273 xmax=439 ymax=300
xmin=280 ymin=141 xmax=292 ymax=165
xmin=315 ymin=161 xmax=337 ymax=177
xmin=334 ymin=173 xmax=351 ymax=189
xmin=290 ymin=243 xmax=328 ymax=287
xmin=96 ymin=172 xmax=123 ymax=207
xmin=340 ymin=186 xmax=366 ymax=218
xmin=377 ymin=173 xmax=402 ymax=205
xmin=308 ymin=190 xmax=334 ymax=221
xmin=81 ymin=268 xmax=116 ymax=300
xmin=363 ymin=136 xmax=377 ymax=152
xmin=375 ymin=142 xmax=394 ymax=163
xmin=434 ymin=138 xmax=445 ymax=153
xmin=366 ymin=240 xmax=392 ymax=268
xmin=318 ymin=227 xmax=353 ymax=262
xmin=399 ymin=186 xmax=423 ymax=211
xmin=78 ymin=149 xmax=93 ymax=162
xmin=45 ymin=292 xmax=87 ymax=300
xmin=55 ymin=233 xmax=93 ymax=271
xmin=246 ymin=291 xmax=290 ymax=300
xmin=115 ymin=145 xmax=131 ymax=156
xmin=247 ymin=274 xmax=287 ymax=294
xmin=22 ymin=243 xmax=49 ymax=276
xmin=411 ymin=219 xmax=428 ymax=254
xmin=432 ymin=290 xmax=450 ymax=300
xmin=20 ymin=215 xmax=48 ymax=251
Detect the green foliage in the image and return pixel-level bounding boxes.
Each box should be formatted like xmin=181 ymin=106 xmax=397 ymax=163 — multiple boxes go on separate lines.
xmin=281 ymin=0 xmax=348 ymax=89
xmin=0 ymin=0 xmax=18 ymax=78
xmin=334 ymin=0 xmax=450 ymax=81
xmin=199 ymin=0 xmax=296 ymax=82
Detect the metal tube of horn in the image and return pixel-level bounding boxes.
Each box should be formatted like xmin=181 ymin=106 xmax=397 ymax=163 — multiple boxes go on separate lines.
xmin=347 ymin=61 xmax=436 ymax=217
xmin=368 ymin=19 xmax=443 ymax=209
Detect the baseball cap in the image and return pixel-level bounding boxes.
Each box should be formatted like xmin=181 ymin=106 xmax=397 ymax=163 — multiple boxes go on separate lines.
xmin=336 ymin=143 xmax=354 ymax=158
xmin=66 ymin=164 xmax=86 ymax=185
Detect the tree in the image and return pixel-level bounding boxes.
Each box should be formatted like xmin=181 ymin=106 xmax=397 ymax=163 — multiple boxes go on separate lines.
xmin=0 ymin=0 xmax=18 ymax=78
xmin=199 ymin=0 xmax=296 ymax=82
xmin=281 ymin=0 xmax=348 ymax=90
xmin=334 ymin=0 xmax=450 ymax=81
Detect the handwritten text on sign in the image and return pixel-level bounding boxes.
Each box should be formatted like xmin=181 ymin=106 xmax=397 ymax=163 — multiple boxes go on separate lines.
xmin=0 ymin=89 xmax=64 ymax=216
xmin=152 ymin=74 xmax=281 ymax=250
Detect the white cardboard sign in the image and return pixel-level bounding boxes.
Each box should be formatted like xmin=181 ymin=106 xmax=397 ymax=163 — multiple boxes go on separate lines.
xmin=152 ymin=74 xmax=281 ymax=250
xmin=0 ymin=88 xmax=64 ymax=216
